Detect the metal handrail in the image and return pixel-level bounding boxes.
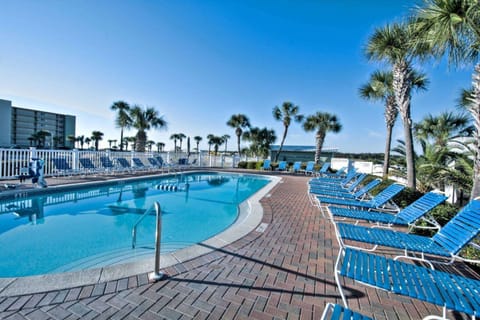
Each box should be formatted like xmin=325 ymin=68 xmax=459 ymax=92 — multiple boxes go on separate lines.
xmin=131 ymin=205 xmax=155 ymax=249
xmin=131 ymin=201 xmax=165 ymax=281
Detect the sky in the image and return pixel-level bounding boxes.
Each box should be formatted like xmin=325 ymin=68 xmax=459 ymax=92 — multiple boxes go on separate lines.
xmin=0 ymin=0 xmax=474 ymax=153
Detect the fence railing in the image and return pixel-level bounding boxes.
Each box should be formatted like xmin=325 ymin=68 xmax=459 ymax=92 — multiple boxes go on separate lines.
xmin=0 ymin=148 xmax=246 ymax=180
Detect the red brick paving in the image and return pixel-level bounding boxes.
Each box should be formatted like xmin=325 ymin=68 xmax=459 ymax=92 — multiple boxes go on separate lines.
xmin=0 ymin=174 xmax=477 ymax=319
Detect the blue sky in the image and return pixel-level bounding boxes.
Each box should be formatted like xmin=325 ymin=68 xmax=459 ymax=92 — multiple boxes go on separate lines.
xmin=0 ymin=0 xmax=474 ymax=152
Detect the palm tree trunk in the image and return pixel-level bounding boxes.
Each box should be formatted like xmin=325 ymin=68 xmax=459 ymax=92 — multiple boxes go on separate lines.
xmin=136 ymin=131 xmax=147 ymax=152
xmin=470 ymin=64 xmax=480 ymax=199
xmin=236 ymin=134 xmax=241 ymax=156
xmin=120 ymin=128 xmax=124 ymax=151
xmin=393 ymin=61 xmax=416 ymax=189
xmin=314 ymin=131 xmax=325 ymax=164
xmin=275 ymin=126 xmax=289 ymax=162
xmin=383 ymin=123 xmax=393 ymax=179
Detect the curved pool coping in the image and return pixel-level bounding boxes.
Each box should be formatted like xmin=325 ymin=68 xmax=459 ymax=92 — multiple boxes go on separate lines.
xmin=0 ymin=171 xmax=281 ymax=297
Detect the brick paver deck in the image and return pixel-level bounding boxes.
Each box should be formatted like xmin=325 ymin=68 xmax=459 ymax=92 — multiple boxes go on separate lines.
xmin=0 ymin=173 xmax=477 ymax=319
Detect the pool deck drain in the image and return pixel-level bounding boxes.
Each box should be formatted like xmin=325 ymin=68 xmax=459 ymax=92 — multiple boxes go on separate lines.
xmin=0 ymin=170 xmax=478 ymax=319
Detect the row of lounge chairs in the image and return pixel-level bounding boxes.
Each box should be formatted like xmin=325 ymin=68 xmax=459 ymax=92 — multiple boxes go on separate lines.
xmin=51 ymin=156 xmax=196 ymax=177
xmin=263 ymin=160 xmax=349 ymax=177
xmin=309 ymin=170 xmax=480 ymax=319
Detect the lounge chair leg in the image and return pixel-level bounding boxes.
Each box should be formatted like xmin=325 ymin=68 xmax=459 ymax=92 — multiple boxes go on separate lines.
xmin=334 ymin=248 xmax=349 ymax=308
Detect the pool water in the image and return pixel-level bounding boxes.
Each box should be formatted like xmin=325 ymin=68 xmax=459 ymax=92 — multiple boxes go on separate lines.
xmin=0 ymin=172 xmax=270 ymax=277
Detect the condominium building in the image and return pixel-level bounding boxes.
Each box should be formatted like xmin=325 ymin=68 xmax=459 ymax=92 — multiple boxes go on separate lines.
xmin=0 ymin=99 xmax=76 ymax=148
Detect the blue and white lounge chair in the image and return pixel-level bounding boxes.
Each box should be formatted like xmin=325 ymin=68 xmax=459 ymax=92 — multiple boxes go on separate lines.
xmin=320 ymin=303 xmax=372 ymax=320
xmin=100 ymin=156 xmax=116 ymax=173
xmin=334 ymin=199 xmax=480 ymax=266
xmin=335 ymin=247 xmax=480 ymax=319
xmin=79 ymin=158 xmax=102 ymax=174
xmin=310 ymin=173 xmax=367 ymax=194
xmin=310 ymin=178 xmax=381 ymax=201
xmin=301 ymin=161 xmax=316 ymax=175
xmin=132 ymin=158 xmax=149 ymax=171
xmin=317 ymin=162 xmax=331 ymax=175
xmin=328 ymin=191 xmax=447 ymax=230
xmin=291 ymin=161 xmax=302 ymax=173
xmin=317 ymin=183 xmax=405 ymax=212
xmin=51 ymin=158 xmax=77 ymax=177
xmin=116 ymin=157 xmax=132 ymax=172
xmin=276 ymin=161 xmax=287 ymax=171
xmin=262 ymin=159 xmax=271 ymax=170
xmin=310 ymin=169 xmax=358 ymax=187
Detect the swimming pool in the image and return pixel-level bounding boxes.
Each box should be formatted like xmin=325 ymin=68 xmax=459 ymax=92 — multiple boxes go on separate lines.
xmin=0 ymin=172 xmax=271 ymax=278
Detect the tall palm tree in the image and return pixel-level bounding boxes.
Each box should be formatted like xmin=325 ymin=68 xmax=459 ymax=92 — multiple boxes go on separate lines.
xmin=77 ymin=135 xmax=85 ymax=150
xmin=194 ymin=136 xmax=203 ymax=152
xmin=227 ymin=114 xmax=251 ymax=156
xmin=222 ymin=134 xmax=230 ymax=154
xmin=91 ymin=131 xmax=104 ymax=151
xmin=85 ymin=137 xmax=91 ymax=150
xmin=67 ymin=134 xmax=76 ymax=149
xmin=170 ymin=133 xmax=180 ymax=152
xmin=146 ymin=140 xmax=155 ymax=152
xmin=359 ymin=69 xmax=428 ymax=178
xmin=156 ymin=142 xmax=165 ymax=152
xmin=414 ymin=0 xmax=480 ymax=198
xmin=303 ymin=112 xmax=342 ymax=164
xmin=207 ymin=134 xmax=215 ymax=154
xmin=209 ymin=135 xmax=224 ymax=155
xmin=272 ymin=102 xmax=304 ymax=162
xmin=110 ymin=101 xmax=132 ymax=151
xmin=129 ymin=105 xmax=167 ymax=152
xmin=178 ymin=133 xmax=187 ymax=152
xmin=359 ymin=71 xmax=398 ymax=178
xmin=366 ymin=22 xmax=427 ymax=189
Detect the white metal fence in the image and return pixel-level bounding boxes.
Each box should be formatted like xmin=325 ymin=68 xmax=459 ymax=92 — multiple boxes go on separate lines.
xmin=0 ymin=148 xmax=245 ymax=180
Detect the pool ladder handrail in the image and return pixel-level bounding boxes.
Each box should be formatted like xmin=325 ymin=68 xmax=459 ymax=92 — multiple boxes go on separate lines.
xmin=131 ymin=205 xmax=156 ymax=249
xmin=131 ymin=201 xmax=165 ymax=281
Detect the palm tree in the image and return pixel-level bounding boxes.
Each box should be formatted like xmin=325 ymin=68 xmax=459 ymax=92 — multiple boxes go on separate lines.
xmin=91 ymin=131 xmax=104 ymax=151
xmin=414 ymin=112 xmax=474 ymax=150
xmin=178 ymin=133 xmax=187 ymax=152
xmin=359 ymin=71 xmax=397 ymax=178
xmin=67 ymin=134 xmax=76 ymax=149
xmin=303 ymin=112 xmax=342 ymax=164
xmin=156 ymin=142 xmax=165 ymax=152
xmin=146 ymin=140 xmax=155 ymax=152
xmin=194 ymin=136 xmax=203 ymax=152
xmin=272 ymin=102 xmax=304 ymax=162
xmin=209 ymin=135 xmax=224 ymax=155
xmin=108 ymin=139 xmax=114 ymax=149
xmin=414 ymin=112 xmax=474 ymax=193
xmin=52 ymin=135 xmax=63 ymax=149
xmin=129 ymin=105 xmax=167 ymax=152
xmin=77 ymin=135 xmax=85 ymax=150
xmin=170 ymin=134 xmax=180 ymax=152
xmin=35 ymin=130 xmax=51 ymax=148
xmin=110 ymin=101 xmax=132 ymax=151
xmin=207 ymin=134 xmax=215 ymax=154
xmin=242 ymin=127 xmax=277 ymax=158
xmin=366 ymin=22 xmax=427 ymax=189
xmin=222 ymin=134 xmax=230 ymax=154
xmin=85 ymin=137 xmax=92 ymax=150
xmin=359 ymin=69 xmax=428 ymax=178
xmin=414 ymin=0 xmax=480 ymax=198
xmin=126 ymin=136 xmax=136 ymax=151
xmin=227 ymin=114 xmax=251 ymax=156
